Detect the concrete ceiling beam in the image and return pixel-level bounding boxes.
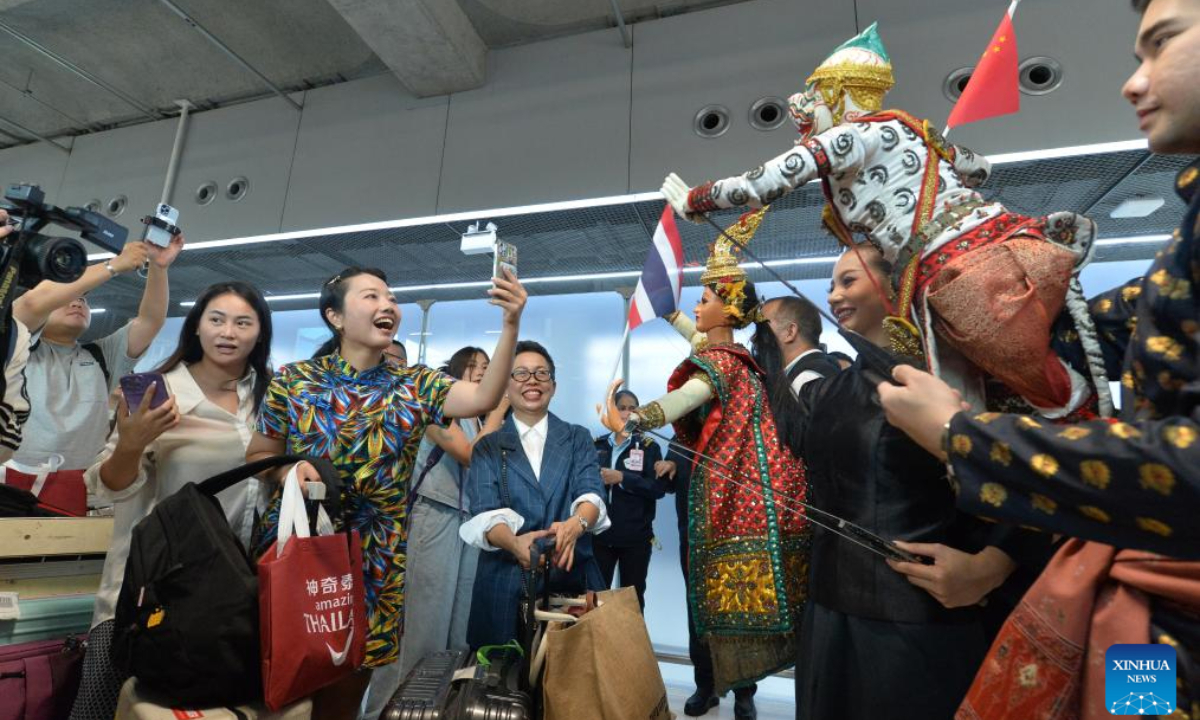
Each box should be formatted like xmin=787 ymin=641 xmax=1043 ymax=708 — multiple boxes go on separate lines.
xmin=326 ymin=0 xmax=486 ymax=97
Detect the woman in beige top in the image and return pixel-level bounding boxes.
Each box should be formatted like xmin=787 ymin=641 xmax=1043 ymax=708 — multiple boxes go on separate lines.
xmin=70 ymin=281 xmax=273 ymax=720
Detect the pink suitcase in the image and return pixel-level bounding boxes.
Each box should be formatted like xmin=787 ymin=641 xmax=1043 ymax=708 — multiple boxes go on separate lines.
xmin=0 ymin=635 xmax=86 ymax=720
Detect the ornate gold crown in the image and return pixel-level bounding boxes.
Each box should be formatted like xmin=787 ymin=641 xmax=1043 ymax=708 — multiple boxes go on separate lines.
xmin=700 ymin=208 xmax=767 ymax=286
xmin=701 ymin=207 xmax=768 ymax=328
xmin=805 ymin=22 xmax=894 ymax=124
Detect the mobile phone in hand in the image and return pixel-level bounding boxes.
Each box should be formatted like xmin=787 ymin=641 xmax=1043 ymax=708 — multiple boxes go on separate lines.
xmin=142 ymin=204 xmax=180 ymax=248
xmin=119 ymin=372 xmax=169 ymax=412
xmin=493 ymin=239 xmax=517 ymax=279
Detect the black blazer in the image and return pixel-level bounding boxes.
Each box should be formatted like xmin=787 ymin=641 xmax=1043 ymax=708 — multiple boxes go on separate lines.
xmin=593 ymin=432 xmax=665 ymax=547
xmin=798 ymin=359 xmax=995 ymax=625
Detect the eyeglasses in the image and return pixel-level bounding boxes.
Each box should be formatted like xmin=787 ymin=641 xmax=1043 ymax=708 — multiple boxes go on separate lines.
xmin=511 ymin=368 xmax=553 ymax=383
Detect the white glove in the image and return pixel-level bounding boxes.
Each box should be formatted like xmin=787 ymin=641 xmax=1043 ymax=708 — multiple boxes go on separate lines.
xmin=661 ymin=173 xmax=694 ymax=221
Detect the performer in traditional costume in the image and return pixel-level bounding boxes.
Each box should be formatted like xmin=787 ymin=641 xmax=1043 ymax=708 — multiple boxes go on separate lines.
xmin=602 ymin=209 xmax=809 ymax=694
xmin=660 ymin=23 xmax=1111 ymax=422
xmin=792 ymin=242 xmax=1040 ymax=720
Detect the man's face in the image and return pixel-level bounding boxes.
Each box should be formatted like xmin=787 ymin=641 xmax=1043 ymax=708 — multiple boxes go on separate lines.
xmin=1123 ymin=0 xmax=1200 ymax=154
xmin=45 ymin=296 xmax=90 ymax=338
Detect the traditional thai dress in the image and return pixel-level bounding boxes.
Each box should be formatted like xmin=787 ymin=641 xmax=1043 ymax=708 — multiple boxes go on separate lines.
xmin=637 ymin=315 xmax=809 ymax=692
xmin=254 ymin=354 xmax=455 ymax=668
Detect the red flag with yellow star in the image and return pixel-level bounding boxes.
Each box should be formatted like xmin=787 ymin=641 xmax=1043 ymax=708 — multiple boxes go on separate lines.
xmin=947 ymin=1 xmax=1021 ymax=129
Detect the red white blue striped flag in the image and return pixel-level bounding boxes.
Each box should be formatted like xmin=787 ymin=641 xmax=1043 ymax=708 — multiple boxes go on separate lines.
xmin=628 ymin=205 xmax=685 ymax=331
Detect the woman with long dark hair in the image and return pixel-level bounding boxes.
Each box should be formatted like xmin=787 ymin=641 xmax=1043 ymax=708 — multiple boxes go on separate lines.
xmin=245 ymin=266 xmax=527 ymax=718
xmin=602 ymin=211 xmax=809 ymax=701
xmin=72 ymin=281 xmax=273 ymax=720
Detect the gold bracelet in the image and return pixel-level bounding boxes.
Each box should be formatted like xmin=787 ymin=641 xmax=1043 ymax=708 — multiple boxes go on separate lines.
xmin=636 ymin=402 xmax=667 ymax=430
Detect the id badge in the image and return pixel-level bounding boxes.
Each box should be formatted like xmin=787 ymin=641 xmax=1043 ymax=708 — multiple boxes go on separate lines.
xmin=625 ymin=448 xmax=645 ymax=472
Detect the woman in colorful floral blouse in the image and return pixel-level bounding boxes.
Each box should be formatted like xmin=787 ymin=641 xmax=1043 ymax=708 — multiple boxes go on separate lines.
xmin=245 ymin=266 xmax=526 ymax=718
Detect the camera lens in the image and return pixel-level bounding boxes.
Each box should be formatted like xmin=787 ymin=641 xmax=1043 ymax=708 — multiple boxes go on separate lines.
xmin=22 ymin=235 xmax=87 ymax=285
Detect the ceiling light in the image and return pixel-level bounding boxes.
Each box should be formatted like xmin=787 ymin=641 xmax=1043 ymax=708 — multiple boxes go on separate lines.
xmin=1095 ymin=233 xmax=1171 ymax=246
xmin=1109 ymin=196 xmax=1166 ymax=219
xmin=91 ymin=308 xmax=106 ymax=314
xmin=986 ymin=138 xmax=1147 ymax=165
xmin=174 ymin=233 xmax=1164 ymax=308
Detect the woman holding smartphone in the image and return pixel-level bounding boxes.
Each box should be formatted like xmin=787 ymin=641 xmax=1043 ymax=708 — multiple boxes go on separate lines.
xmin=71 ymin=281 xmax=273 ymax=720
xmin=245 ymin=266 xmax=526 ymax=719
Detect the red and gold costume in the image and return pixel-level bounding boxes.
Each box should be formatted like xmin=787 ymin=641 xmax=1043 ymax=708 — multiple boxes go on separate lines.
xmin=664 ymin=23 xmax=1110 ymax=420
xmin=614 ymin=210 xmax=809 ymax=691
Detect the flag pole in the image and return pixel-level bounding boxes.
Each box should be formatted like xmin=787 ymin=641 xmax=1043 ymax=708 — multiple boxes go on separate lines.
xmin=610 ymin=322 xmax=631 ymax=385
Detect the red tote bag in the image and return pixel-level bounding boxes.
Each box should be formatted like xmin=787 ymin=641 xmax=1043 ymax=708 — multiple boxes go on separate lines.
xmin=0 ymin=455 xmax=86 ymax=516
xmin=258 ymin=469 xmax=366 ymax=710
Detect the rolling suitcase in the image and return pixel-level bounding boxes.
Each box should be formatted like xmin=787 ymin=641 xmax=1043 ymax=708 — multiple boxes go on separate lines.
xmin=379 ymin=647 xmax=531 ymax=720
xmin=380 ymin=539 xmax=574 ymax=720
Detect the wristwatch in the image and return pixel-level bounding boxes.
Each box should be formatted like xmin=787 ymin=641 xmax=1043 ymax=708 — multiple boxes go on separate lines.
xmin=104 ymin=260 xmax=120 ymax=278
xmin=576 ymin=514 xmax=590 ymax=531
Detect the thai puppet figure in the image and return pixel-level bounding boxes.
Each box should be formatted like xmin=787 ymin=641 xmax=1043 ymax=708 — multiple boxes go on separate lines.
xmin=602 ymin=209 xmax=810 ymax=693
xmin=661 ymin=23 xmax=1112 ymax=420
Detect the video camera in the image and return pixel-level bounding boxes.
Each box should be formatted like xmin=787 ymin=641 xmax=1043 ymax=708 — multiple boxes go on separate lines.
xmin=0 ymin=184 xmax=128 ymax=338
xmin=1 ymin=184 xmax=127 ymax=288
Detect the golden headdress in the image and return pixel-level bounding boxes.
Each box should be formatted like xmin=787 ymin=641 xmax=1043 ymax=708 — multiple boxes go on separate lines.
xmin=701 ymin=207 xmax=768 ymax=328
xmin=806 ymin=22 xmax=894 ymax=124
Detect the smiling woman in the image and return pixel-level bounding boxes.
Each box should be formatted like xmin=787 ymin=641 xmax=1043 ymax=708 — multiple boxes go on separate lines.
xmin=243 ymin=265 xmax=528 ymax=719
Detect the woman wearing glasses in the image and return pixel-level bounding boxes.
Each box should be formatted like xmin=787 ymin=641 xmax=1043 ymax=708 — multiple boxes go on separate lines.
xmin=244 ymin=266 xmax=526 ymax=719
xmin=459 ymin=340 xmax=610 ymax=648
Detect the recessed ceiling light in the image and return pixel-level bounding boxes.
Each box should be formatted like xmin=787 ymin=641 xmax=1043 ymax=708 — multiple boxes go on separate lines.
xmin=1109 ymin=196 xmax=1166 ymax=219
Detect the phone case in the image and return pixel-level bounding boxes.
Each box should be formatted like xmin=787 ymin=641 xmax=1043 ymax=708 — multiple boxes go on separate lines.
xmin=120 ymin=373 xmax=169 ymax=410
xmin=492 ymin=240 xmax=517 ymax=278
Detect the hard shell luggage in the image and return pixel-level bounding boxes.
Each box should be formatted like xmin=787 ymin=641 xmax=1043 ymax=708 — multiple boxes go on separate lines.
xmin=381 ymin=538 xmax=579 ymax=720
xmin=0 ymin=634 xmax=86 ymax=720
xmin=379 ymin=648 xmax=531 ymax=720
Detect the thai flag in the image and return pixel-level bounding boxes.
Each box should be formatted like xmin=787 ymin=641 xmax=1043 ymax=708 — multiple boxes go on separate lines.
xmin=628 ymin=206 xmax=685 ymax=331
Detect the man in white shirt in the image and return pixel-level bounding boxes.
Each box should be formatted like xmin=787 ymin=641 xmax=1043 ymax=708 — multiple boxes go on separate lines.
xmin=762 ymin=296 xmax=841 ymax=396
xmin=11 ymin=230 xmax=183 ymax=471
xmin=459 ymin=340 xmax=610 ymax=648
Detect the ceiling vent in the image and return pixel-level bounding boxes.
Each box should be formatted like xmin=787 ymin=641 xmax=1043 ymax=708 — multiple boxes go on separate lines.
xmin=1019 ymin=57 xmax=1064 ymax=95
xmin=694 ymin=105 xmax=730 ymax=138
xmin=749 ymin=97 xmax=787 ymax=131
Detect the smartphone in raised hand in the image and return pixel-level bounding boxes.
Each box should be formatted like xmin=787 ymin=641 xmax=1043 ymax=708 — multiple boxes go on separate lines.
xmin=493 ymin=239 xmax=517 ymax=279
xmin=119 ymin=372 xmax=169 ymax=412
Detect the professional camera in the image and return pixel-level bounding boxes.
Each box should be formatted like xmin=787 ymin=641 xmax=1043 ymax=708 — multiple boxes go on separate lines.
xmin=1 ymin=183 xmax=127 ymax=288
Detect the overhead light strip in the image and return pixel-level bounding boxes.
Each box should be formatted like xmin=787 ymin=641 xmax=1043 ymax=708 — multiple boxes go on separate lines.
xmin=176 ymin=231 xmax=1166 ymax=308
xmin=97 ymin=138 xmax=1150 ymax=263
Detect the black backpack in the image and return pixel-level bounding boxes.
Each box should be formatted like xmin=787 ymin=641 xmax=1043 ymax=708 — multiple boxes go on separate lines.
xmin=111 ymin=455 xmax=341 ymax=707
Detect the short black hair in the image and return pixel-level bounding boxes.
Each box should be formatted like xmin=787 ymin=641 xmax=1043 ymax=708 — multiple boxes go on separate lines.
xmin=513 ymin=340 xmax=555 ymax=379
xmin=764 ymin=296 xmax=823 ymax=347
xmin=1131 ymin=0 xmax=1152 ymax=13
xmin=613 ymin=389 xmax=639 ymax=407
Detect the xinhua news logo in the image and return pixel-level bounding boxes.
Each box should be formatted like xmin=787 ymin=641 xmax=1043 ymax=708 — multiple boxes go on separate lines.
xmin=1106 ymin=644 xmax=1176 ymax=715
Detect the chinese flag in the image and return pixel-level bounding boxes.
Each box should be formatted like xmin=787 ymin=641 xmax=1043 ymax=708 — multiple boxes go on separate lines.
xmin=947 ymin=3 xmax=1021 ymax=129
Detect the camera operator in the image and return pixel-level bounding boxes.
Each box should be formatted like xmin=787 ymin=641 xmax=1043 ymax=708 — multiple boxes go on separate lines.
xmin=11 ymin=221 xmax=184 ymax=473
xmin=0 ymin=210 xmax=32 ymax=462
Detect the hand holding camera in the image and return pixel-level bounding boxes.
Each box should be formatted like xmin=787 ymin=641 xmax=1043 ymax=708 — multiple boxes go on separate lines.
xmin=110 ymin=241 xmax=150 ymax=274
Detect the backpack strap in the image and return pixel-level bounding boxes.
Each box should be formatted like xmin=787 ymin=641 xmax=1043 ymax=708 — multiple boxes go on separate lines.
xmin=80 ymin=342 xmax=110 ymax=386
